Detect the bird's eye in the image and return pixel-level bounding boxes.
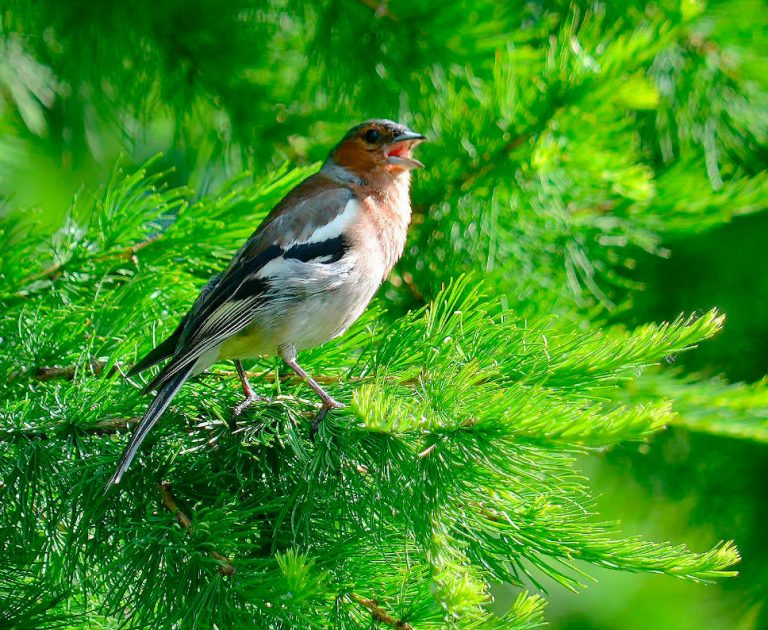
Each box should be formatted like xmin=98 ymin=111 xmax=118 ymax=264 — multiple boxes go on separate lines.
xmin=363 ymin=129 xmax=381 ymax=144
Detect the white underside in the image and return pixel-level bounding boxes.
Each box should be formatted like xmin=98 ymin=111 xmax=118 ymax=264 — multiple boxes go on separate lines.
xmin=207 ymin=250 xmax=382 ymax=365
xmin=185 ymin=193 xmax=408 ymax=374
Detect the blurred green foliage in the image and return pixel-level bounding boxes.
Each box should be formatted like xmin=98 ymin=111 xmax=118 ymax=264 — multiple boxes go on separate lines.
xmin=1 ymin=0 xmax=767 ymax=627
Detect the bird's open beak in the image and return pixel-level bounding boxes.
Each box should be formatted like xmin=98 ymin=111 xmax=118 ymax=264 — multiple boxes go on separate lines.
xmin=386 ymin=131 xmax=427 ymax=170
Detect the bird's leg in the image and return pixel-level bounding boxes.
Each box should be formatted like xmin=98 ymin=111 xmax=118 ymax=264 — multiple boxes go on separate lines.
xmin=231 ymin=360 xmax=268 ymax=429
xmin=278 ymin=343 xmax=344 ymax=437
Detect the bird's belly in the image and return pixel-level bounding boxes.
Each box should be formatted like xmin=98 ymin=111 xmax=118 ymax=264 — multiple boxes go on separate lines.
xmin=219 ymin=262 xmax=380 ymax=359
xmin=279 ymin=283 xmax=372 ymax=350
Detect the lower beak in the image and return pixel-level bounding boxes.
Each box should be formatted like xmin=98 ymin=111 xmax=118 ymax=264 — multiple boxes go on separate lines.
xmin=386 ymin=130 xmax=427 ymax=170
xmin=387 ymin=155 xmax=424 ymax=170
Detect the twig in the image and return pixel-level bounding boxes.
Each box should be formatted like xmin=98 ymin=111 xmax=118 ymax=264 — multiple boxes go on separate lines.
xmin=213 ymin=368 xmax=419 ymax=388
xmin=0 ymin=416 xmax=140 ymax=442
xmin=451 ymin=131 xmax=535 ymax=194
xmin=159 ymin=481 xmax=235 ymax=576
xmin=349 ymin=594 xmax=413 ymax=629
xmin=250 ymin=370 xmax=347 ymax=386
xmin=357 ymin=0 xmax=398 ymax=21
xmin=684 ymin=33 xmax=740 ymax=81
xmin=15 ymin=359 xmax=345 ymax=386
xmin=417 ymin=443 xmax=437 ymax=458
xmin=8 ymin=358 xmax=113 ymax=383
xmin=13 ymin=235 xmax=159 ymax=296
xmin=39 ymin=359 xmax=110 ymax=381
xmin=92 ymin=416 xmax=141 ymax=434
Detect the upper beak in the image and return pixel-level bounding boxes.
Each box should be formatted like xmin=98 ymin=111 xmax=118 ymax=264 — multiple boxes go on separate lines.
xmin=392 ymin=131 xmax=428 ymax=144
xmin=387 ymin=130 xmax=427 ymax=170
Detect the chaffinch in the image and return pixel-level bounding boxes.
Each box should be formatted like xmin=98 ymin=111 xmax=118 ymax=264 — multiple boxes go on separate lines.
xmin=106 ymin=119 xmax=426 ymax=489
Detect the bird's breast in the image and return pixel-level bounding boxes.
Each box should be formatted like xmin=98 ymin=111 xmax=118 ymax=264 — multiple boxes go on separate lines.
xmin=353 ymin=186 xmax=412 ymax=280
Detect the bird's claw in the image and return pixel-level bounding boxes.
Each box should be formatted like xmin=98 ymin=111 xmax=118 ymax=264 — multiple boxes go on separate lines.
xmin=230 ymin=393 xmax=271 ymax=430
xmin=310 ymin=398 xmax=345 ymax=440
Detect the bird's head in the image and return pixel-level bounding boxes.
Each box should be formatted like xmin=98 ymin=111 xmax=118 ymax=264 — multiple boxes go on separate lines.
xmin=326 ymin=119 xmax=426 ymax=183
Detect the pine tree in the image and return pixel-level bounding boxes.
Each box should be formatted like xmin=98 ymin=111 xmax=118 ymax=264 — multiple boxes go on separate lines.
xmin=1 ymin=0 xmax=766 ymax=627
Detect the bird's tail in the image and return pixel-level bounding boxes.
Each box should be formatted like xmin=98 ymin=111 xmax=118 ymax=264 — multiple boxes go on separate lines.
xmin=104 ymin=365 xmax=193 ymax=492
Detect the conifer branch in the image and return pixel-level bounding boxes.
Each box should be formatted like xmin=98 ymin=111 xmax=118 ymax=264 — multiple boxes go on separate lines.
xmin=13 ymin=235 xmax=159 ymax=297
xmin=348 ymin=594 xmax=413 ymax=629
xmin=12 ymin=360 xmax=344 ymax=386
xmin=8 ymin=359 xmax=112 ymax=383
xmin=454 ymin=130 xmax=538 ymax=193
xmin=92 ymin=417 xmax=142 ymax=434
xmin=0 ymin=1 xmax=761 ymax=625
xmin=158 ymin=482 xmax=235 ymax=577
xmin=0 ymin=417 xmax=140 ymax=442
xmin=357 ymin=0 xmax=398 ymax=21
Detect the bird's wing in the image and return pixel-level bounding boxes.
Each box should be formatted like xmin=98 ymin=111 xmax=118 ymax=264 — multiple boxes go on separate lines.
xmin=128 ymin=272 xmax=224 ymax=376
xmin=143 ymin=174 xmax=355 ymax=392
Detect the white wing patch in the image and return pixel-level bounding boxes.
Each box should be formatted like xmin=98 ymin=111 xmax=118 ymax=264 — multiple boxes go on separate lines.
xmin=304 ymin=198 xmax=359 ymax=245
xmin=255 ymin=198 xmax=359 ymax=280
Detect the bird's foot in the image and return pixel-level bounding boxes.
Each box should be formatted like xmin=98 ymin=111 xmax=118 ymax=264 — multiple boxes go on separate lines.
xmin=310 ymin=398 xmax=345 ymax=440
xmin=230 ymin=393 xmax=271 ymax=430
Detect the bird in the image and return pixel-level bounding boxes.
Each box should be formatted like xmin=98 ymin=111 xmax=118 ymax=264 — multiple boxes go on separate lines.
xmin=105 ymin=119 xmax=426 ymax=491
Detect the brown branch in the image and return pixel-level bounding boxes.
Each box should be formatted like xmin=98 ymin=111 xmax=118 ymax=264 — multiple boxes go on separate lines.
xmin=13 ymin=235 xmax=159 ymax=296
xmin=39 ymin=359 xmax=110 ymax=381
xmin=92 ymin=416 xmax=141 ymax=434
xmin=19 ymin=360 xmax=419 ymax=388
xmin=15 ymin=359 xmax=347 ymax=386
xmin=417 ymin=443 xmax=437 ymax=458
xmin=349 ymin=594 xmax=413 ymax=629
xmin=684 ymin=33 xmax=740 ymax=81
xmin=225 ymin=368 xmax=419 ymax=388
xmin=246 ymin=368 xmax=421 ymax=388
xmin=0 ymin=416 xmax=140 ymax=442
xmin=8 ymin=358 xmax=117 ymax=385
xmin=249 ymin=370 xmax=347 ymax=386
xmin=159 ymin=481 xmax=235 ymax=576
xmin=357 ymin=0 xmax=398 ymax=21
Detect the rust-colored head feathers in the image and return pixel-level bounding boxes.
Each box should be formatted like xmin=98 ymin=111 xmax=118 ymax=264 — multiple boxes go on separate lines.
xmin=329 ymin=119 xmax=426 ymax=181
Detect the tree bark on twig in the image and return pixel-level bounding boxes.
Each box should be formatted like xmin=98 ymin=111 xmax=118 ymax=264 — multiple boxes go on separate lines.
xmin=159 ymin=481 xmax=235 ymax=576
xmin=348 ymin=593 xmax=413 ymax=629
